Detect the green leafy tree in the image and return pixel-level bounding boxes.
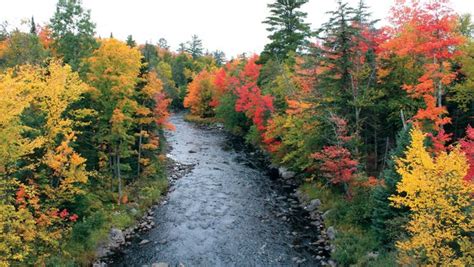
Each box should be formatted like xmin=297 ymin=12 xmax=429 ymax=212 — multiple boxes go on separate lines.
xmin=157 ymin=61 xmax=179 ymax=107
xmin=141 ymin=42 xmax=159 ymax=70
xmin=50 ymin=0 xmax=97 ymax=72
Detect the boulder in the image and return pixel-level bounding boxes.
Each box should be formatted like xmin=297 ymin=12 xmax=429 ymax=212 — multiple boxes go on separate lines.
xmin=109 ymin=228 xmax=125 ymax=247
xmin=306 ymin=199 xmax=321 ymax=212
xmin=151 ymin=263 xmax=169 ymax=267
xmin=278 ymin=167 xmax=296 ymax=179
xmin=326 ymin=226 xmax=336 ymax=240
xmin=367 ymin=251 xmax=379 ymax=260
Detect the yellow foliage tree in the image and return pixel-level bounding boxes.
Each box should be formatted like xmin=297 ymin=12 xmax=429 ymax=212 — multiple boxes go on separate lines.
xmin=390 ymin=128 xmax=473 ymax=265
xmin=0 ymin=69 xmax=36 ymax=174
xmin=0 ymin=203 xmax=36 ymax=265
xmin=86 ymin=38 xmax=143 ymax=203
xmin=0 ymin=60 xmax=90 ymax=265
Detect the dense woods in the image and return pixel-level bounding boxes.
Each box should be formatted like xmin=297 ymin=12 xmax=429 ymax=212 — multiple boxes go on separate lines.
xmin=0 ymin=0 xmax=473 ymax=266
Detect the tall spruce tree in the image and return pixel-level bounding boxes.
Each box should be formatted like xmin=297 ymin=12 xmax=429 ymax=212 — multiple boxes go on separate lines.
xmin=126 ymin=34 xmax=136 ymax=47
xmin=315 ymin=0 xmax=378 ymax=154
xmin=260 ymin=0 xmax=311 ymax=63
xmin=186 ymin=34 xmax=203 ymax=59
xmin=30 ymin=16 xmax=37 ymax=34
xmin=370 ymin=125 xmax=411 ymax=247
xmin=50 ymin=0 xmax=97 ymax=72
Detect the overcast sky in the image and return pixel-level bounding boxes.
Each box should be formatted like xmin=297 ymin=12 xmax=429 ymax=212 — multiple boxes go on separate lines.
xmin=1 ymin=0 xmax=473 ymax=58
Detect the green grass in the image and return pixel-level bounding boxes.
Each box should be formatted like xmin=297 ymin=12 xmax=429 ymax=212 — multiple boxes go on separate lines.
xmin=299 ymin=182 xmax=398 ymax=266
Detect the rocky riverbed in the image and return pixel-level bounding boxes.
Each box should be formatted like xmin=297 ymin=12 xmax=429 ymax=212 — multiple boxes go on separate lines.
xmin=99 ymin=113 xmax=333 ymax=266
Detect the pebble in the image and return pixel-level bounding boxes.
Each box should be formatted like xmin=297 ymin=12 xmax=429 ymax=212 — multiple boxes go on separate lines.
xmin=139 ymin=239 xmax=150 ymax=245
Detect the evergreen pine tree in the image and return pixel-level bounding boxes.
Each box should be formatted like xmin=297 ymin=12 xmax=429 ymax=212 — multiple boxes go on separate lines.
xmin=126 ymin=34 xmax=136 ymax=47
xmin=30 ymin=16 xmax=37 ymax=35
xmin=212 ymin=50 xmax=226 ymax=66
xmin=371 ymin=125 xmax=411 ymax=247
xmin=315 ymin=0 xmax=378 ymax=152
xmin=186 ymin=34 xmax=203 ymax=59
xmin=260 ymin=0 xmax=311 ymax=64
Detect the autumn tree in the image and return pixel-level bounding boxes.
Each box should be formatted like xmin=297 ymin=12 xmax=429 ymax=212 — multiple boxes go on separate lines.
xmin=134 ymin=70 xmax=172 ymax=179
xmin=311 ymin=114 xmax=358 ymax=195
xmin=86 ymin=38 xmax=142 ymax=204
xmin=460 ymin=125 xmax=474 ymax=181
xmin=0 ymin=30 xmax=47 ymax=68
xmin=390 ymin=127 xmax=473 ymax=265
xmin=381 ymin=0 xmax=464 ymax=133
xmin=0 ymin=61 xmax=89 ymax=264
xmin=184 ymin=69 xmax=218 ymax=117
xmin=234 ymin=56 xmax=274 ymax=135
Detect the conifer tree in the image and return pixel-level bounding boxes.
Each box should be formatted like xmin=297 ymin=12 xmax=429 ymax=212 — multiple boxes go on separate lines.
xmin=126 ymin=35 xmax=136 ymax=47
xmin=186 ymin=35 xmax=203 ymax=59
xmin=260 ymin=0 xmax=311 ymax=63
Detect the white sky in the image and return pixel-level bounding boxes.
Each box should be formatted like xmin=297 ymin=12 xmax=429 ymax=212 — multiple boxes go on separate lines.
xmin=1 ymin=0 xmax=473 ymax=58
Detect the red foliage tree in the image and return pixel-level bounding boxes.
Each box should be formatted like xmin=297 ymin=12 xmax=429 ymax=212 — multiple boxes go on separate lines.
xmin=311 ymin=114 xmax=358 ymax=194
xmin=312 ymin=146 xmax=358 ymax=185
xmin=381 ymin=0 xmax=465 ymax=134
xmin=234 ymin=56 xmax=274 ymax=132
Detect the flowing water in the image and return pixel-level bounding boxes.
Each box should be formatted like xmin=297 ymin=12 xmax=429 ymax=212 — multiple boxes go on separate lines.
xmin=109 ymin=113 xmax=322 ymax=266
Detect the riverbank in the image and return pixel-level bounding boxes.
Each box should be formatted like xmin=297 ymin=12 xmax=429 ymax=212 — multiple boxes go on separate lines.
xmin=93 ymin=158 xmax=194 ymax=265
xmin=59 ymin=162 xmax=169 ymax=265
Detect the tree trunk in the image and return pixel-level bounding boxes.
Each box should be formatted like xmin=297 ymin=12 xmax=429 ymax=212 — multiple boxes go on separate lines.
xmin=137 ymin=125 xmax=143 ymax=180
xmin=109 ymin=149 xmax=115 ymax=191
xmin=374 ymin=126 xmax=378 ymax=171
xmin=116 ymin=143 xmax=122 ymax=205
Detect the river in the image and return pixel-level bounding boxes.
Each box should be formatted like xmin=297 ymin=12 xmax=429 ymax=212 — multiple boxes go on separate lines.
xmin=109 ymin=113 xmax=324 ymax=266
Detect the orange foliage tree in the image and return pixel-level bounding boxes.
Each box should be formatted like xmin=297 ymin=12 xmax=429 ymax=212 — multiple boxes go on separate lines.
xmin=380 ymin=0 xmax=465 ymax=134
xmin=183 ymin=69 xmax=218 ymax=117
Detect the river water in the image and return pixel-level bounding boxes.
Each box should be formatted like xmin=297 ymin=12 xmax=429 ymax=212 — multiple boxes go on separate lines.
xmin=110 ymin=113 xmax=322 ymax=266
